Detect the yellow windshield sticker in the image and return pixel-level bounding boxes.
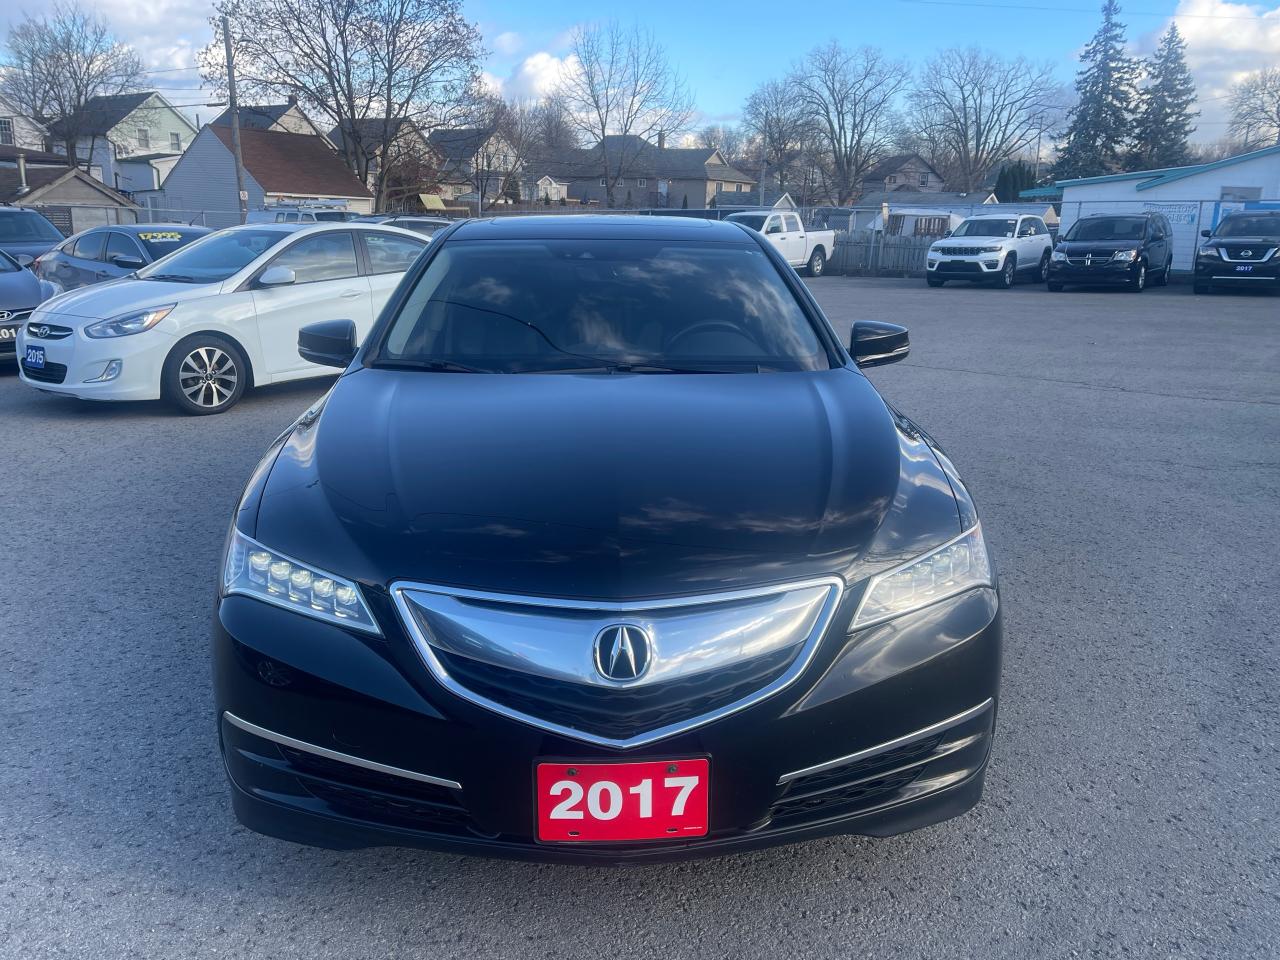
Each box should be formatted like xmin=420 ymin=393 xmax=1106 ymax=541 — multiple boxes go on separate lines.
xmin=138 ymin=231 xmax=184 ymax=242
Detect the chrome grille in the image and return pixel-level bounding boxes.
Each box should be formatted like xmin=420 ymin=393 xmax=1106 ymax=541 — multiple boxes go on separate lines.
xmin=392 ymin=578 xmax=844 ymax=749
xmin=25 ymin=320 xmax=73 ymax=340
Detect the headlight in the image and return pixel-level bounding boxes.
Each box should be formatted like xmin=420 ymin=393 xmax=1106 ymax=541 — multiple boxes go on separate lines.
xmin=222 ymin=529 xmax=381 ymax=634
xmin=979 ymin=245 xmax=1001 ymax=253
xmin=84 ymin=304 xmax=175 ymax=339
xmin=1111 ymin=249 xmax=1138 ymax=263
xmin=851 ymin=525 xmax=993 ymax=629
xmin=1051 ymin=250 xmax=1067 ymax=262
xmin=1198 ymin=246 xmax=1220 ymax=259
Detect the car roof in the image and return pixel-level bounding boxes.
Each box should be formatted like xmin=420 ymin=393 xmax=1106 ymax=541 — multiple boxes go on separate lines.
xmin=451 ymin=215 xmax=752 ymax=242
xmin=965 ymin=212 xmax=1023 ymax=219
xmin=1080 ymin=211 xmax=1155 ymax=218
xmin=75 ymin=223 xmax=211 ymax=235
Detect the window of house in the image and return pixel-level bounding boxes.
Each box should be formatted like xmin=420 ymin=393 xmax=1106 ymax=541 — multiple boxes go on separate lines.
xmin=716 ymin=181 xmax=723 ymax=191
xmin=887 ymin=175 xmax=897 ymax=184
xmin=918 ymin=172 xmax=929 ymax=187
xmin=600 ymin=178 xmax=607 ymax=186
xmin=735 ymin=183 xmax=743 ymax=192
xmin=637 ymin=178 xmax=647 ymax=187
xmin=170 ymin=132 xmax=181 ymax=151
xmin=137 ymin=128 xmax=150 ymax=149
xmin=0 ymin=118 xmax=13 ymax=146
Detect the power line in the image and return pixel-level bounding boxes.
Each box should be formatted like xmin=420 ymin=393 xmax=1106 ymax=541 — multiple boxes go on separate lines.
xmin=899 ymin=0 xmax=1279 ymax=20
xmin=138 ymin=65 xmax=201 ymax=75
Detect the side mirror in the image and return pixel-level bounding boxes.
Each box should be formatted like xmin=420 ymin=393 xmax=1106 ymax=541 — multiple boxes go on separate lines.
xmin=942 ymin=230 xmax=952 ymax=239
xmin=15 ymin=254 xmax=34 ymax=268
xmin=258 ymin=265 xmax=296 ymax=287
xmin=299 ymin=319 xmax=357 ymax=368
xmin=111 ymin=254 xmax=145 ymax=269
xmin=850 ymin=320 xmax=909 ymax=368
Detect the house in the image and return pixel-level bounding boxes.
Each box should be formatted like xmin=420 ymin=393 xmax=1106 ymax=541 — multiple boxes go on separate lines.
xmin=866 ymin=202 xmax=1060 ymax=236
xmin=49 ymin=91 xmax=197 ymax=194
xmin=846 ymin=190 xmax=999 ymax=232
xmin=211 ymin=100 xmax=326 ymax=137
xmin=142 ymin=125 xmax=373 ymax=228
xmin=0 ymin=144 xmax=69 ymax=169
xmin=1053 ymin=143 xmax=1280 ymax=269
xmin=859 ymin=154 xmax=945 ymax=195
xmin=533 ymin=175 xmax=570 ymax=203
xmin=426 ymin=127 xmax=519 ymax=208
xmin=0 ymin=94 xmax=49 ymax=152
xmin=533 ymin=134 xmax=755 ymax=208
xmin=330 ymin=117 xmax=434 ymax=202
xmin=0 ymin=162 xmax=137 ymax=233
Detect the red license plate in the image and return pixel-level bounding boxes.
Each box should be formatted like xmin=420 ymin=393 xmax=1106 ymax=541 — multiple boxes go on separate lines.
xmin=536 ymin=759 xmax=709 ymax=843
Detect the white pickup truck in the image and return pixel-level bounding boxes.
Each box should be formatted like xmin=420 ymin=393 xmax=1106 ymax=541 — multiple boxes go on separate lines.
xmin=725 ymin=210 xmax=835 ymax=276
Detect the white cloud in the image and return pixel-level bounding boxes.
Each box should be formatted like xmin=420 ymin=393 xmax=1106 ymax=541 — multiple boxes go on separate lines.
xmin=1149 ymin=0 xmax=1280 ymax=135
xmin=492 ymin=31 xmax=523 ymax=56
xmin=497 ymin=51 xmax=579 ymax=100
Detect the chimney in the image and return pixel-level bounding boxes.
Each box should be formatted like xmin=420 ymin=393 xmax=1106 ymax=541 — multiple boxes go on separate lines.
xmin=657 ymin=130 xmax=665 ymax=150
xmin=287 ymin=93 xmax=297 ymax=106
xmin=17 ymin=154 xmax=28 ymax=193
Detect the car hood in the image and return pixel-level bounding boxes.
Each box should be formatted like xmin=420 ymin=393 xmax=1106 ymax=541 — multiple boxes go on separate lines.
xmin=253 ymin=367 xmax=964 ymax=600
xmin=1206 ymin=235 xmax=1280 ymax=246
xmin=0 ymin=267 xmax=47 ymax=310
xmin=33 ymin=275 xmax=214 ymax=320
xmin=1055 ymin=239 xmax=1142 ymax=254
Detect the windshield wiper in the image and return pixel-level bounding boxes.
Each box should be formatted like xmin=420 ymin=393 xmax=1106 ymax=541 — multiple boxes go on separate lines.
xmin=372 ymin=358 xmax=491 ymax=374
xmin=606 ymin=362 xmax=745 ymax=374
xmin=144 ymin=273 xmax=201 ymax=283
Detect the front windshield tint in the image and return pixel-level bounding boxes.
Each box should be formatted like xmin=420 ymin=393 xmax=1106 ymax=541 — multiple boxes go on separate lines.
xmin=137 ymin=228 xmax=289 ymax=283
xmin=1215 ymin=215 xmax=1280 ymax=238
xmin=952 ymin=219 xmax=1016 ymax=238
xmin=0 ymin=212 xmax=63 ymax=243
xmin=377 ymin=239 xmax=830 ymax=373
xmin=727 ymin=214 xmax=767 ymax=231
xmin=1065 ymin=217 xmax=1146 ymax=241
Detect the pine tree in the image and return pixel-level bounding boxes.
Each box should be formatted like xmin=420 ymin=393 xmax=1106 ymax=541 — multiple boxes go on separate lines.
xmin=1053 ymin=0 xmax=1139 ymax=179
xmin=1129 ymin=24 xmax=1198 ymax=169
xmin=994 ymin=161 xmax=1038 ymax=202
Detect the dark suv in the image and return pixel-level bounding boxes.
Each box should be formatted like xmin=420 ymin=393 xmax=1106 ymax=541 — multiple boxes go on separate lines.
xmin=1193 ymin=211 xmax=1280 ymax=294
xmin=1047 ymin=212 xmax=1173 ymax=292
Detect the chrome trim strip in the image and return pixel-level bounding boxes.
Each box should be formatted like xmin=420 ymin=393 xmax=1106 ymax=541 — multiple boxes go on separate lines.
xmin=776 ymin=698 xmax=995 ymax=785
xmin=222 ymin=710 xmax=462 ymax=790
xmin=1217 ymin=246 xmax=1276 ymax=263
xmin=390 ymin=576 xmax=847 ymax=750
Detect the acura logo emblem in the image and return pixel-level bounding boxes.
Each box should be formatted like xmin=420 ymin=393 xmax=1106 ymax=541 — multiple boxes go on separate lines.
xmin=594 ymin=624 xmax=652 ymax=681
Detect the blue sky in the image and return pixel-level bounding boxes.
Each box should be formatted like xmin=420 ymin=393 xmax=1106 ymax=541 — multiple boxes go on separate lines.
xmin=4 ymin=0 xmax=1279 ymax=138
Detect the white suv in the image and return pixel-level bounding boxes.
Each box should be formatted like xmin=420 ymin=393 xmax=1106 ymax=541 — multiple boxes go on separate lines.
xmin=926 ymin=214 xmax=1053 ymax=288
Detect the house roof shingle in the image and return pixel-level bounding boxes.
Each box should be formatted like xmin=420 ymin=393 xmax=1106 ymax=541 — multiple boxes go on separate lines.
xmin=0 ymin=144 xmax=69 ymax=166
xmin=426 ymin=127 xmax=493 ymax=160
xmin=0 ymin=166 xmax=131 ymax=205
xmin=208 ymin=125 xmax=371 ymax=198
xmin=862 ymin=153 xmax=939 ymax=183
xmin=533 ymin=134 xmax=755 ymax=185
xmin=211 ymin=104 xmax=296 ymax=130
xmin=49 ymin=92 xmax=155 ymax=138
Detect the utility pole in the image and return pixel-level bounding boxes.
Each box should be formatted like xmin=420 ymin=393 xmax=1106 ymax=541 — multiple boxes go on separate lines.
xmin=222 ymin=15 xmax=248 ymax=225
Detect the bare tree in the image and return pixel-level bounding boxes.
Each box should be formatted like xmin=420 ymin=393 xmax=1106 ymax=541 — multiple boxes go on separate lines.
xmin=201 ymin=0 xmax=484 ymax=206
xmin=910 ymin=48 xmax=1063 ymax=191
xmin=554 ymin=22 xmax=693 ymax=206
xmin=1229 ymin=68 xmax=1280 ymax=150
xmin=697 ymin=123 xmax=745 ymax=164
xmin=463 ymin=96 xmax=541 ymax=209
xmin=791 ymin=43 xmax=910 ymax=205
xmin=1 ymin=2 xmax=144 ymax=166
xmin=742 ymin=79 xmax=812 ymax=194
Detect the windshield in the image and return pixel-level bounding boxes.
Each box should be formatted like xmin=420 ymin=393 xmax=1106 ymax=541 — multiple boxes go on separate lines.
xmin=0 ymin=212 xmax=63 ymax=243
xmin=376 ymin=239 xmax=830 ymax=373
xmin=951 ymin=219 xmax=1016 ymax=238
xmin=134 ymin=229 xmax=207 ymax=259
xmin=137 ymin=228 xmax=289 ymax=283
xmin=1214 ymin=215 xmax=1280 ymax=238
xmin=726 ymin=214 xmax=767 ymax=232
xmin=1064 ymin=217 xmax=1146 ymax=242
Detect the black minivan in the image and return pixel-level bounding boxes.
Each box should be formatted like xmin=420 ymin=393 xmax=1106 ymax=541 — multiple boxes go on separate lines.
xmin=1194 ymin=210 xmax=1280 ymax=294
xmin=1047 ymin=212 xmax=1173 ymax=291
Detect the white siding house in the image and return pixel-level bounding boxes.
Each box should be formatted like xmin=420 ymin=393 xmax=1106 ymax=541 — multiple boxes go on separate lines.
xmin=0 ymin=94 xmax=48 ymax=151
xmin=1056 ymin=145 xmax=1280 ymax=269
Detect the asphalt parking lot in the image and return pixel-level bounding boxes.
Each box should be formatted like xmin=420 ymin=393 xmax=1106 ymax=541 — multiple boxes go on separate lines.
xmin=2 ymin=278 xmax=1277 ymax=959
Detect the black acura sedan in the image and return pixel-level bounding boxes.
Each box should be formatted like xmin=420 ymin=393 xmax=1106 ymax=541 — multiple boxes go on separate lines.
xmin=215 ymin=216 xmax=1001 ymax=863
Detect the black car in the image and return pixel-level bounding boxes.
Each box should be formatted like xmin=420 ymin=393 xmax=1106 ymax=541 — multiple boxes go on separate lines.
xmin=214 ymin=216 xmax=1002 ymax=863
xmin=34 ymin=223 xmax=211 ymax=292
xmin=1047 ymin=212 xmax=1173 ymax=291
xmin=0 ymin=207 xmax=65 ymax=264
xmin=1193 ymin=211 xmax=1280 ymax=294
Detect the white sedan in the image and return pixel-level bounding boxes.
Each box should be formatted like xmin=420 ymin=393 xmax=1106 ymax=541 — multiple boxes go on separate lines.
xmin=16 ymin=222 xmax=430 ymax=414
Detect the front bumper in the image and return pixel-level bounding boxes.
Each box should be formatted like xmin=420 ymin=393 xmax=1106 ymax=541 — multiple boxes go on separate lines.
xmin=926 ymin=253 xmax=1006 ymax=278
xmin=1194 ymin=258 xmax=1280 ymax=288
xmin=16 ymin=316 xmax=171 ymax=401
xmin=214 ymin=582 xmax=1002 ymax=863
xmin=1047 ymin=259 xmax=1141 ymax=285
